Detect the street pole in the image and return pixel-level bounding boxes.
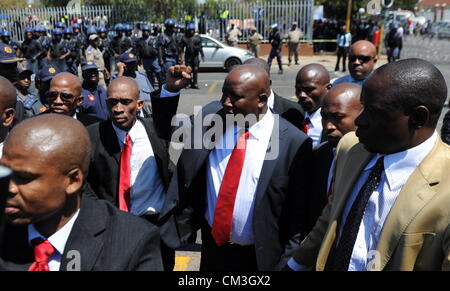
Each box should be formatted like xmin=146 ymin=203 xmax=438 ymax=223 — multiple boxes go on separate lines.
xmin=346 ymin=0 xmax=353 ymax=33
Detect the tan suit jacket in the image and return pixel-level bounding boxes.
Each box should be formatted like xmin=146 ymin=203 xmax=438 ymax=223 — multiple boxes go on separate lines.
xmin=293 ymin=132 xmax=450 ymax=271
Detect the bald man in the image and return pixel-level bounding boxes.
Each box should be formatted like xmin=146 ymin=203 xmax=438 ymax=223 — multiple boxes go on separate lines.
xmin=87 ymin=76 xmax=175 ymax=271
xmin=243 ymin=58 xmax=305 ymax=130
xmin=333 ymin=40 xmax=378 ymax=86
xmin=295 ymin=63 xmax=332 ymax=148
xmin=0 ymin=76 xmax=17 ymax=157
xmin=158 ymin=65 xmax=313 ymax=271
xmin=309 ymin=83 xmax=362 ymax=229
xmin=44 ymin=72 xmax=101 ymax=126
xmin=0 ymin=114 xmax=163 ymax=270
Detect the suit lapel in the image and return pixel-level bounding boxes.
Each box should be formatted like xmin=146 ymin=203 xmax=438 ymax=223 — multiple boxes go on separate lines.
xmin=59 ymin=195 xmax=105 ymax=271
xmin=375 ymin=140 xmax=445 ymax=270
xmin=100 ymin=121 xmax=121 ymax=164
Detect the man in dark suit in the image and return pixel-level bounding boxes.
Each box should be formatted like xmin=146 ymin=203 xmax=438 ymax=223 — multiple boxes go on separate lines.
xmin=87 ymin=76 xmax=175 ymax=270
xmin=243 ymin=58 xmax=305 ymax=129
xmin=0 ymin=114 xmax=162 ymax=271
xmin=309 ymin=83 xmax=362 ymax=227
xmin=157 ymin=64 xmax=313 ymax=271
xmin=441 ymin=108 xmax=450 ymax=145
xmin=43 ymin=72 xmax=101 ymax=126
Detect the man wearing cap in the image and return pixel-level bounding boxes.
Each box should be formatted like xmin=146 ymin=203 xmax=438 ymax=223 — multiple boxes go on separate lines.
xmin=0 ymin=43 xmax=22 ymax=84
xmin=136 ymin=25 xmax=162 ymax=89
xmin=268 ymin=24 xmax=283 ymax=74
xmin=121 ymin=24 xmax=135 ymax=54
xmin=226 ymin=24 xmax=242 ymax=47
xmin=35 ymin=64 xmax=58 ymax=107
xmin=20 ymin=28 xmax=43 ymax=75
xmin=46 ymin=29 xmax=70 ymax=73
xmin=114 ymin=52 xmax=155 ymax=103
xmin=285 ymin=22 xmax=304 ymax=66
xmin=110 ymin=24 xmax=125 ymax=77
xmin=158 ymin=19 xmax=180 ymax=84
xmin=98 ymin=27 xmax=111 ymax=84
xmin=86 ymin=34 xmax=108 ymax=89
xmin=36 ymin=27 xmax=51 ymax=67
xmin=0 ymin=31 xmax=21 ymax=57
xmin=63 ymin=28 xmax=81 ymax=76
xmin=247 ymin=28 xmax=263 ymax=58
xmin=14 ymin=68 xmax=46 ymax=118
xmin=179 ymin=23 xmax=204 ymax=89
xmin=79 ymin=62 xmax=108 ymax=121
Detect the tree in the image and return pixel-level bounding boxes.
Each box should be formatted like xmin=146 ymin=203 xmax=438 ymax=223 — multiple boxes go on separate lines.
xmin=0 ymin=0 xmax=30 ymax=9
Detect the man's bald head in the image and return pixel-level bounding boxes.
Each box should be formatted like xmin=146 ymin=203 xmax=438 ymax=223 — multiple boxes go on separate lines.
xmin=296 ymin=64 xmax=330 ymax=85
xmin=5 ymin=114 xmax=91 ymax=175
xmin=51 ymin=72 xmax=82 ymax=96
xmin=222 ymin=65 xmax=270 ymax=117
xmin=349 ymin=40 xmax=378 ymax=81
xmin=322 ymin=83 xmax=362 ymax=146
xmin=0 ymin=76 xmax=17 ymax=111
xmin=295 ymin=63 xmax=331 ymax=113
xmin=243 ymin=58 xmax=270 ymax=76
xmin=107 ymin=76 xmax=140 ymax=100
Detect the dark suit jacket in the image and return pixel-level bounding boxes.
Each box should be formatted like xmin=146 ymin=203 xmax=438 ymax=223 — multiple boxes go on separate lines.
xmin=0 ymin=193 xmax=163 ymax=271
xmin=87 ymin=117 xmax=171 ymax=209
xmin=157 ymin=94 xmax=314 ymax=271
xmin=309 ymin=141 xmax=334 ymax=229
xmin=441 ymin=110 xmax=450 ymax=145
xmin=273 ymin=92 xmax=305 ymax=130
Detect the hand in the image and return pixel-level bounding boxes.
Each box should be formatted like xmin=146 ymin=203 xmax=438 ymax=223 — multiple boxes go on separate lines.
xmin=165 ymin=65 xmax=192 ymax=93
xmin=201 ymin=57 xmax=205 ymax=63
xmin=104 ymin=69 xmax=111 ymax=80
xmin=117 ymin=62 xmax=126 ymax=76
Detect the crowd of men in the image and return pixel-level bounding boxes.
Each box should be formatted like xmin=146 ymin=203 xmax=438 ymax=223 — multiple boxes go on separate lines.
xmin=0 ymin=25 xmax=449 ymax=271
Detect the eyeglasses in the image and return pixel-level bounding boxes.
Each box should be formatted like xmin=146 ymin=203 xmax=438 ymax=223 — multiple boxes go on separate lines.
xmin=106 ymin=98 xmax=134 ymax=106
xmin=349 ymin=55 xmax=374 ymax=63
xmin=46 ymin=91 xmax=75 ymax=101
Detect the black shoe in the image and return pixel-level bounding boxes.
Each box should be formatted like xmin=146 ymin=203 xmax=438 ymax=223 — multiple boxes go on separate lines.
xmin=342 ymin=69 xmax=346 ymax=72
xmin=295 ymin=62 xmax=299 ymax=65
xmin=190 ymin=84 xmax=200 ymax=89
xmin=335 ymin=67 xmax=339 ymax=72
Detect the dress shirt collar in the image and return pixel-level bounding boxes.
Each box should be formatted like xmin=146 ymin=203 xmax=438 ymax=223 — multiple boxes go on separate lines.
xmin=305 ymin=107 xmax=322 ymax=128
xmin=28 ymin=209 xmax=80 ymax=256
xmin=267 ymin=89 xmax=275 ymax=110
xmin=363 ymin=132 xmax=437 ymax=192
xmin=112 ymin=118 xmax=143 ymax=145
xmin=236 ymin=108 xmax=274 ymax=141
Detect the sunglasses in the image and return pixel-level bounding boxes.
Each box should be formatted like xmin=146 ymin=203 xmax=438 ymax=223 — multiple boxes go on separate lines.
xmin=106 ymin=98 xmax=134 ymax=106
xmin=46 ymin=91 xmax=75 ymax=101
xmin=349 ymin=55 xmax=374 ymax=63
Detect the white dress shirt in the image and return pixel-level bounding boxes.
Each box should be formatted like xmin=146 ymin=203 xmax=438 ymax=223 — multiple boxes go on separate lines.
xmin=267 ymin=89 xmax=275 ymax=110
xmin=28 ymin=209 xmax=80 ymax=271
xmin=113 ymin=119 xmax=166 ymax=216
xmin=305 ymin=108 xmax=323 ymax=148
xmin=205 ymin=109 xmax=275 ymax=245
xmin=339 ymin=132 xmax=437 ymax=271
xmin=289 ymin=132 xmax=437 ymax=271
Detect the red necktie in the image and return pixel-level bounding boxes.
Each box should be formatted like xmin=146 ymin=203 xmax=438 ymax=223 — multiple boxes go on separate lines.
xmin=211 ymin=130 xmax=250 ymax=246
xmin=118 ymin=134 xmax=132 ymax=212
xmin=301 ymin=117 xmax=310 ymax=135
xmin=28 ymin=238 xmax=55 ymax=271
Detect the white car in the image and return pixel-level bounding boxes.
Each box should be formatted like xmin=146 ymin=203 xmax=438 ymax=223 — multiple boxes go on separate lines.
xmin=199 ymin=34 xmax=254 ymax=71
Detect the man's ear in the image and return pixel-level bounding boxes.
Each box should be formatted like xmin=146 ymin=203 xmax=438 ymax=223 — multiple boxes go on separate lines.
xmin=65 ymin=168 xmax=84 ymax=196
xmin=409 ymin=105 xmax=430 ymax=129
xmin=137 ymin=99 xmax=144 ymax=111
xmin=2 ymin=108 xmax=15 ymax=128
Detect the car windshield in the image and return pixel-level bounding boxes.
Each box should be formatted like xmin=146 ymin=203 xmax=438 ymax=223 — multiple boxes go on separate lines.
xmin=201 ymin=36 xmax=228 ymax=48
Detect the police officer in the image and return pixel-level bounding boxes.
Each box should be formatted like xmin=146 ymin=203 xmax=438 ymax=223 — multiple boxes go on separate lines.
xmin=268 ymin=24 xmax=283 ymax=74
xmin=72 ymin=23 xmax=86 ymax=60
xmin=97 ymin=27 xmax=111 ymax=84
xmin=20 ymin=28 xmax=43 ymax=75
xmin=137 ymin=25 xmax=162 ymax=88
xmin=79 ymin=61 xmax=109 ymax=120
xmin=46 ymin=28 xmax=70 ymax=73
xmin=158 ymin=19 xmax=179 ymax=84
xmin=0 ymin=31 xmax=21 ymax=56
xmin=109 ymin=24 xmax=124 ymax=76
xmin=55 ymin=21 xmax=66 ymax=30
xmin=85 ymin=34 xmax=108 ymax=89
xmin=121 ymin=24 xmax=135 ymax=54
xmin=36 ymin=27 xmax=51 ymax=67
xmin=113 ymin=52 xmax=155 ymax=103
xmin=14 ymin=67 xmax=46 ymax=117
xmin=179 ymin=23 xmax=204 ymax=89
xmin=63 ymin=28 xmax=80 ymax=75
xmin=35 ymin=64 xmax=58 ymax=107
xmin=285 ymin=22 xmax=304 ymax=66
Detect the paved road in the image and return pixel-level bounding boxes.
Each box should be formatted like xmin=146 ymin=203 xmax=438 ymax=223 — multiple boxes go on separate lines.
xmin=173 ymin=37 xmax=450 ymax=270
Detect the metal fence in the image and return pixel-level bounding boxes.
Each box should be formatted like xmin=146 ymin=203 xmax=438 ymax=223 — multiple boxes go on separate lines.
xmin=0 ymin=1 xmax=313 ymax=43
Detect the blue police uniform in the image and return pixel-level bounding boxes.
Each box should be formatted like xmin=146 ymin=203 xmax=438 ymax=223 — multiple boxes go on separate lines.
xmin=80 ymin=85 xmax=109 ymax=120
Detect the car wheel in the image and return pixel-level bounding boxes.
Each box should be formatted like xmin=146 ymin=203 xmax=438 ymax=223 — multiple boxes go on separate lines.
xmin=225 ymin=57 xmax=241 ymax=72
